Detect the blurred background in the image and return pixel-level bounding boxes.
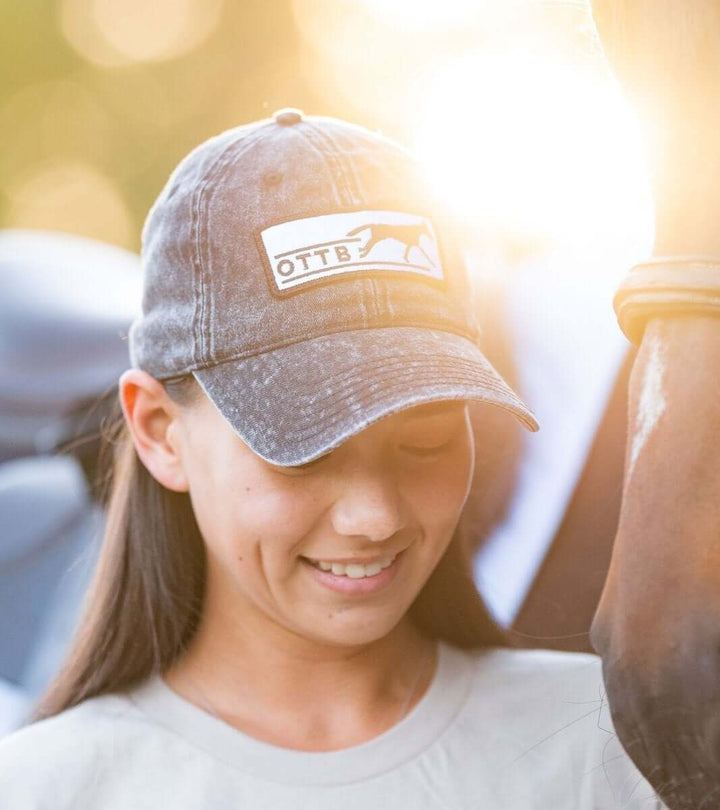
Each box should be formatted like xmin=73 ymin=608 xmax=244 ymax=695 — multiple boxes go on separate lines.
xmin=1 ymin=0 xmax=657 ymax=730
xmin=1 ymin=0 xmax=652 ymax=257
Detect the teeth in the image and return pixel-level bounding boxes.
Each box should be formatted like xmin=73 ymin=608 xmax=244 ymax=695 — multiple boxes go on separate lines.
xmin=309 ymin=555 xmax=396 ymax=578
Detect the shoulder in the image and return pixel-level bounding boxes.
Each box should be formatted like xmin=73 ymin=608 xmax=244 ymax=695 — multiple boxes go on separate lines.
xmin=0 ymin=691 xmax=155 ymax=808
xmin=448 ymin=643 xmax=604 ymax=694
xmin=455 ymin=645 xmax=608 ymax=729
xmin=473 ymin=645 xmax=603 ymax=690
xmin=441 ymin=644 xmax=610 ymax=745
xmin=442 ymin=645 xmax=661 ymax=807
xmin=1 ymin=690 xmax=135 ymax=755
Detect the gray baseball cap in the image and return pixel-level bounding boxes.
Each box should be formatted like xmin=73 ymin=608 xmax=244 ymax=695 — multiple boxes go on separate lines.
xmin=129 ymin=109 xmax=538 ymax=465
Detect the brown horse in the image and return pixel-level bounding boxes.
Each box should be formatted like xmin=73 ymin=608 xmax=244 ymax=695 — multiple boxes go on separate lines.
xmin=590 ymin=2 xmax=720 ymax=807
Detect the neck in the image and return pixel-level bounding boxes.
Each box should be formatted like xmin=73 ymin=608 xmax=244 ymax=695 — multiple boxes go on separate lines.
xmin=164 ymin=580 xmax=435 ymax=751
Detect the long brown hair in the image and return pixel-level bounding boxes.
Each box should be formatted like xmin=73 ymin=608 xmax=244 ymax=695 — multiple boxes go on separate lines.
xmin=31 ymin=377 xmax=510 ymax=722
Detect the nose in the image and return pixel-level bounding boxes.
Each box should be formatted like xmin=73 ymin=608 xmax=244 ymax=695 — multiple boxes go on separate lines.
xmin=330 ymin=461 xmax=408 ymax=543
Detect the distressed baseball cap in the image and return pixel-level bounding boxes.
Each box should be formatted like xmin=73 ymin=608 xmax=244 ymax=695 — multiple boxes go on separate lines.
xmin=129 ymin=109 xmax=538 ymax=466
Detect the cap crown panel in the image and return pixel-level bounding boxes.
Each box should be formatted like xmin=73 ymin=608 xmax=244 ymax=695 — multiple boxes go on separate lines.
xmin=131 ymin=118 xmax=479 ymax=377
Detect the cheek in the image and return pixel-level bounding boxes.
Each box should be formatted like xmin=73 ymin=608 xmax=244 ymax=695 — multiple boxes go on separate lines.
xmin=186 ymin=455 xmax=323 ymax=566
xmin=234 ymin=487 xmax=323 ymax=558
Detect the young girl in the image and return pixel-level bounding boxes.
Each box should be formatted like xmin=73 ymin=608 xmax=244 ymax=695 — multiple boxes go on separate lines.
xmin=0 ymin=110 xmax=661 ymax=808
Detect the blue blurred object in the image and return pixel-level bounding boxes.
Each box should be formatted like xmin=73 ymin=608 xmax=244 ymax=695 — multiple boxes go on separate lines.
xmin=0 ymin=230 xmax=141 ymax=733
xmin=0 ymin=229 xmax=141 ymax=460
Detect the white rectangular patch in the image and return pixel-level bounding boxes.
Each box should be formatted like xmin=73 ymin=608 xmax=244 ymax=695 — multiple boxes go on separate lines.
xmin=259 ymin=210 xmax=443 ymax=293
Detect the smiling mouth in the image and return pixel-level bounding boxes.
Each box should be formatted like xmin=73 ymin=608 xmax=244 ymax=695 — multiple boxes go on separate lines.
xmin=301 ymin=553 xmax=398 ymax=579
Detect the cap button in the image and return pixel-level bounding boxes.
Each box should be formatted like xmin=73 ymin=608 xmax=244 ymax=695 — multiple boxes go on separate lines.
xmin=274 ymin=108 xmax=304 ymax=126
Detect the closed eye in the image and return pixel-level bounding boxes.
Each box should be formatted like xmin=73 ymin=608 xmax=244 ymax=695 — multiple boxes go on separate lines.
xmin=400 ymin=441 xmax=453 ymax=456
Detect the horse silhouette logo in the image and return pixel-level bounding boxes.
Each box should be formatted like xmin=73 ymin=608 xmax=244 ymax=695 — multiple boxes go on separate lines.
xmin=346 ymin=222 xmax=437 ymax=269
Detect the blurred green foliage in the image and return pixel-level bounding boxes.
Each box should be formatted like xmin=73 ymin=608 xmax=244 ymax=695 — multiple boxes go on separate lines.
xmin=0 ymin=0 xmax=333 ymax=249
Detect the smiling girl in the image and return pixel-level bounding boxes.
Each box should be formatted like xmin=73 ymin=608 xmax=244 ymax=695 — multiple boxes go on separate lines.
xmin=0 ymin=111 xmax=661 ymax=808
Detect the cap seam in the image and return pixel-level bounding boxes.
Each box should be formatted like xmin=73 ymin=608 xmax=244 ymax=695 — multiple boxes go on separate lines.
xmin=314 ymin=121 xmax=394 ymax=323
xmin=288 ymin=353 xmax=494 ymax=407
xmin=295 ymin=123 xmax=374 ymax=323
xmin=282 ymin=383 xmax=533 ymax=455
xmin=284 ymin=363 xmax=509 ymax=443
xmin=296 ymin=384 xmax=521 ymax=445
xmin=158 ymin=322 xmax=480 ymax=378
xmin=302 ymin=122 xmax=359 ymax=208
xmin=302 ymin=122 xmax=388 ymax=322
xmin=292 ymin=385 xmax=498 ymax=446
xmin=192 ymin=126 xmax=272 ymax=366
xmin=191 ymin=139 xmax=240 ymax=367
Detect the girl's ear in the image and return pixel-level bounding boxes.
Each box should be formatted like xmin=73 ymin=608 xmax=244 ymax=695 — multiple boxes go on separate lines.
xmin=119 ymin=369 xmax=189 ymax=493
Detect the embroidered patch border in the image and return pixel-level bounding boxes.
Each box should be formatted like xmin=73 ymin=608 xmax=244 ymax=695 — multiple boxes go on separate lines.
xmin=258 ymin=210 xmax=444 ymax=294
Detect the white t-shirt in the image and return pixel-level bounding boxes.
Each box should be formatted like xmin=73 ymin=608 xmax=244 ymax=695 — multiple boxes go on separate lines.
xmin=0 ymin=644 xmax=662 ymax=809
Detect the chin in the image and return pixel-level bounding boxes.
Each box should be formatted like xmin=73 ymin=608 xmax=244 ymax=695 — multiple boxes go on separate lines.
xmin=298 ymin=606 xmax=410 ymax=650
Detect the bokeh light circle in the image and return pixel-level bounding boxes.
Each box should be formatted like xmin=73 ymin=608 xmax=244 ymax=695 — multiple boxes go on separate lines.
xmin=60 ymin=0 xmax=224 ymax=67
xmin=7 ymin=161 xmax=135 ymax=248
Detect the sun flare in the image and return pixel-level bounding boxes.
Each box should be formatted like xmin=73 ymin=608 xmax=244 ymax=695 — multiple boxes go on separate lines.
xmin=410 ymin=52 xmax=653 ymax=249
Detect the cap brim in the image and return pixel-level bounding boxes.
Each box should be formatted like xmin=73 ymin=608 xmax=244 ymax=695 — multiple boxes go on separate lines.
xmin=193 ymin=327 xmax=538 ymax=466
